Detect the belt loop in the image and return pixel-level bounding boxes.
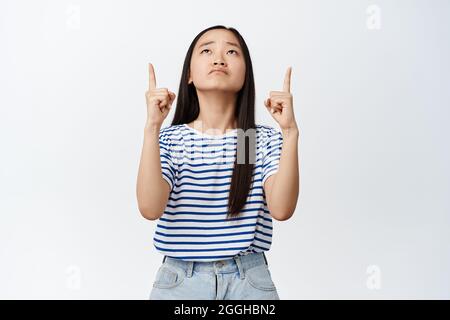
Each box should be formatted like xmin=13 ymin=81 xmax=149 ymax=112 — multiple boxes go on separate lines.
xmin=186 ymin=261 xmax=194 ymax=278
xmin=163 ymin=256 xmax=167 ymax=263
xmin=233 ymin=255 xmax=245 ymax=280
xmin=262 ymin=252 xmax=268 ymax=266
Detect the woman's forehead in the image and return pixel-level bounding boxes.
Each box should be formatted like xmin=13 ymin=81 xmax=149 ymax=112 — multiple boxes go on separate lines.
xmin=196 ymin=30 xmax=240 ymax=48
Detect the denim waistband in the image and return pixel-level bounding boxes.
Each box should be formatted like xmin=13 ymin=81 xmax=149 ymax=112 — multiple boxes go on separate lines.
xmin=161 ymin=252 xmax=269 ymax=279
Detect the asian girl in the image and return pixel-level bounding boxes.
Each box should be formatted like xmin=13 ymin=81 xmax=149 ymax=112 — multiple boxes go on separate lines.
xmin=137 ymin=25 xmax=300 ymax=300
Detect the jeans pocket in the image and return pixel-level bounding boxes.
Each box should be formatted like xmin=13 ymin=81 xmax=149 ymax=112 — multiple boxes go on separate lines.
xmin=245 ymin=264 xmax=277 ymax=291
xmin=153 ymin=263 xmax=185 ymax=289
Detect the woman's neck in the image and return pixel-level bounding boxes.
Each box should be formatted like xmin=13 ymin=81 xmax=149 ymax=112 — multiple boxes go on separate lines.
xmin=191 ymin=90 xmax=238 ymax=134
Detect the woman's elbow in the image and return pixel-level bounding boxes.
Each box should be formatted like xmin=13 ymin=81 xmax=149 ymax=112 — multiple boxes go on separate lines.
xmin=271 ymin=211 xmax=294 ymax=221
xmin=268 ymin=204 xmax=296 ymax=221
xmin=138 ymin=206 xmax=163 ymax=221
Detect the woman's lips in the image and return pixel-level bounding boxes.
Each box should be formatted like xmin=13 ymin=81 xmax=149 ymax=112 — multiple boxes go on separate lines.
xmin=210 ymin=70 xmax=228 ymax=75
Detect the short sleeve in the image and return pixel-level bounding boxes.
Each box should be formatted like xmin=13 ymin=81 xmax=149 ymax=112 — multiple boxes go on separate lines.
xmin=261 ymin=128 xmax=283 ymax=186
xmin=159 ymin=131 xmax=176 ymax=192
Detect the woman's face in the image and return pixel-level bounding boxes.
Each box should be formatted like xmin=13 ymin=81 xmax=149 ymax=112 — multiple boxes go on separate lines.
xmin=188 ymin=29 xmax=246 ymax=93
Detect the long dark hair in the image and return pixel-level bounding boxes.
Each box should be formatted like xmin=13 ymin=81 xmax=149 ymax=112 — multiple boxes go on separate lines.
xmin=171 ymin=25 xmax=256 ymax=219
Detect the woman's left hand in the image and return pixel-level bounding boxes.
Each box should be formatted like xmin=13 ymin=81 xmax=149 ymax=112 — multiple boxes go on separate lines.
xmin=264 ymin=67 xmax=298 ymax=131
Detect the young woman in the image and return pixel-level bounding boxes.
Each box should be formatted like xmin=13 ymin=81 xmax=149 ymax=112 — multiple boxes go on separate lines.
xmin=137 ymin=25 xmax=300 ymax=300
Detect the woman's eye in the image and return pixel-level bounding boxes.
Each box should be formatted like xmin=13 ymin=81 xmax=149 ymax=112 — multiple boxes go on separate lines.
xmin=200 ymin=49 xmax=238 ymax=55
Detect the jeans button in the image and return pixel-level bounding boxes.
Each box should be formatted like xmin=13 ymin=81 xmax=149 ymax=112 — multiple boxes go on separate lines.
xmin=216 ymin=261 xmax=224 ymax=267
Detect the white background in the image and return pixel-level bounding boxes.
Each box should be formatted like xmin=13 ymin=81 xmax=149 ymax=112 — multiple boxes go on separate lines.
xmin=1 ymin=0 xmax=449 ymax=299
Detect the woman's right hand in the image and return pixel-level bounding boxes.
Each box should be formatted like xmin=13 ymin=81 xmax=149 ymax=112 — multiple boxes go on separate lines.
xmin=145 ymin=63 xmax=176 ymax=128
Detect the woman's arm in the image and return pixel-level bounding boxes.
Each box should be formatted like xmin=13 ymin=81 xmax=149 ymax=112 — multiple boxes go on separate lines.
xmin=263 ymin=66 xmax=300 ymax=221
xmin=136 ymin=123 xmax=171 ymax=220
xmin=137 ymin=63 xmax=176 ymax=220
xmin=263 ymin=126 xmax=300 ymax=221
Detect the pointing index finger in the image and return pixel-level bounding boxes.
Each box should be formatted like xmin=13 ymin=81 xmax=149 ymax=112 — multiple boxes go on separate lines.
xmin=283 ymin=66 xmax=292 ymax=93
xmin=148 ymin=63 xmax=156 ymax=90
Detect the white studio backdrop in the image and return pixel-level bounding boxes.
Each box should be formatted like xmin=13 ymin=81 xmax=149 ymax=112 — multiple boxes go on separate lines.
xmin=1 ymin=0 xmax=449 ymax=299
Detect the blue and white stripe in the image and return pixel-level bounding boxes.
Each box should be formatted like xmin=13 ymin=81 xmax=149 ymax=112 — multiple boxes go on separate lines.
xmin=154 ymin=123 xmax=283 ymax=262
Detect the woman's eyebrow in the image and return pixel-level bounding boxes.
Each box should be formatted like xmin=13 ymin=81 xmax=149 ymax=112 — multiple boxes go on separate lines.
xmin=198 ymin=41 xmax=241 ymax=49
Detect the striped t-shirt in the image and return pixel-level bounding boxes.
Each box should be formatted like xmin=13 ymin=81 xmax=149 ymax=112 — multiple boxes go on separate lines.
xmin=153 ymin=123 xmax=283 ymax=262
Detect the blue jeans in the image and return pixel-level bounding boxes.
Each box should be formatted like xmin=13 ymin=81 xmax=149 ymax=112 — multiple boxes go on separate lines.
xmin=149 ymin=252 xmax=280 ymax=300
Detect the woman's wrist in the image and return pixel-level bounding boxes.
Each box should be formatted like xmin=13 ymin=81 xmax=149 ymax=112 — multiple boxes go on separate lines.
xmin=144 ymin=122 xmax=162 ymax=135
xmin=281 ymin=125 xmax=299 ymax=139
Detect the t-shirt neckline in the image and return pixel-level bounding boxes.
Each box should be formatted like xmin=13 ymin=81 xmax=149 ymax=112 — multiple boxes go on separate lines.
xmin=183 ymin=123 xmax=238 ymax=138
